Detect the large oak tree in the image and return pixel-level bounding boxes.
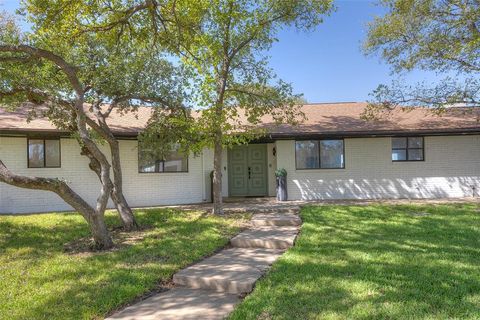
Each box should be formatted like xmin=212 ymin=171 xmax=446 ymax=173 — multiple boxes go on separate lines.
xmin=0 ymin=13 xmax=184 ymax=248
xmin=42 ymin=0 xmax=334 ymax=214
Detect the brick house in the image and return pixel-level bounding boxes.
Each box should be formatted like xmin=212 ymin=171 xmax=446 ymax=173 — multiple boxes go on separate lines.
xmin=1 ymin=102 xmax=479 ymax=214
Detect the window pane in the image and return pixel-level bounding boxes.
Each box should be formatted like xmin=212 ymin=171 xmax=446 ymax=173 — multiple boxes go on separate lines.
xmin=45 ymin=140 xmax=60 ymax=167
xmin=320 ymin=140 xmax=344 ymax=168
xmin=408 ymin=137 xmax=423 ymax=148
xmin=295 ymin=141 xmax=319 ymax=169
xmin=28 ymin=139 xmax=44 ymax=168
xmin=138 ymin=149 xmax=157 ymax=172
xmin=408 ymin=149 xmax=424 ymax=161
xmin=164 ymin=150 xmax=188 ymax=172
xmin=392 ymin=149 xmax=407 ymax=161
xmin=138 ymin=143 xmax=188 ymax=173
xmin=392 ymin=137 xmax=407 ymax=149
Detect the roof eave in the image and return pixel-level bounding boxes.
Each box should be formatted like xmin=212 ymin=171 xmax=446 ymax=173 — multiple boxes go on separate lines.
xmin=267 ymin=128 xmax=480 ymax=140
xmin=1 ymin=127 xmax=480 ymax=140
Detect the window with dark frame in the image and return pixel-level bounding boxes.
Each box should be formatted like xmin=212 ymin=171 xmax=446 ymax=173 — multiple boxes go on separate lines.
xmin=138 ymin=142 xmax=188 ymax=173
xmin=391 ymin=137 xmax=424 ymax=161
xmin=295 ymin=139 xmax=345 ymax=169
xmin=28 ymin=138 xmax=61 ymax=168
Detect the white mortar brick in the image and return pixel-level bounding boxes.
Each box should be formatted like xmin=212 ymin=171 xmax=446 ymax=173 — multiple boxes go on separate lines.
xmin=1 ymin=135 xmax=479 ymax=213
xmin=275 ymin=136 xmax=480 ymax=200
xmin=0 ymin=138 xmax=204 ymax=214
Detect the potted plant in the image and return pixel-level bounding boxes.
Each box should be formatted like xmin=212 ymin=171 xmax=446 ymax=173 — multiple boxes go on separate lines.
xmin=275 ymin=168 xmax=288 ymax=201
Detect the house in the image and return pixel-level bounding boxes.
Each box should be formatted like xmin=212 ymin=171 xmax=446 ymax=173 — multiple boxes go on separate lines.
xmin=1 ymin=102 xmax=479 ymax=214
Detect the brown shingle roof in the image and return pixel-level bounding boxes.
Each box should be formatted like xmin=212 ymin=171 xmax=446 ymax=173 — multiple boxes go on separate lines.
xmin=1 ymin=102 xmax=479 ymax=137
xmin=0 ymin=104 xmax=153 ymax=135
xmin=260 ymin=102 xmax=480 ymax=137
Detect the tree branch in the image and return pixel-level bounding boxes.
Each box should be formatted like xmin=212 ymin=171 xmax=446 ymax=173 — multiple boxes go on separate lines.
xmin=0 ymin=45 xmax=83 ymax=95
xmin=0 ymin=160 xmax=95 ymax=219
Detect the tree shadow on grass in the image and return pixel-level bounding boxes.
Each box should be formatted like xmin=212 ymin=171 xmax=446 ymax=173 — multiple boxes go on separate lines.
xmin=0 ymin=208 xmax=241 ymax=320
xmin=231 ymin=204 xmax=480 ymax=320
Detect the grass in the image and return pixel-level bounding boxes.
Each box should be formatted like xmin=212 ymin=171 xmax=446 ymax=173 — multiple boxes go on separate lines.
xmin=230 ymin=204 xmax=480 ymax=320
xmin=0 ymin=208 xmax=248 ymax=320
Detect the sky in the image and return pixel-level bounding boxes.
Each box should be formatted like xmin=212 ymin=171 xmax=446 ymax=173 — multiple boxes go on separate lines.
xmin=0 ymin=0 xmax=441 ymax=103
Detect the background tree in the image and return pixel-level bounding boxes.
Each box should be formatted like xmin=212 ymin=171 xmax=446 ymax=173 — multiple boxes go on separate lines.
xmin=364 ymin=0 xmax=480 ymax=118
xmin=0 ymin=13 xmax=184 ymax=247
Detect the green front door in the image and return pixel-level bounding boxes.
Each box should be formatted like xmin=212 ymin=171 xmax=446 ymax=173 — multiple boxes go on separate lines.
xmin=228 ymin=144 xmax=268 ymax=196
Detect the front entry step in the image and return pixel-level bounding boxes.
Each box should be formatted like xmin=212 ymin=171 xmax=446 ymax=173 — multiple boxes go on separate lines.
xmin=230 ymin=226 xmax=299 ymax=249
xmin=249 ymin=206 xmax=301 ymax=214
xmin=173 ymin=248 xmax=283 ymax=294
xmin=251 ymin=214 xmax=302 ymax=227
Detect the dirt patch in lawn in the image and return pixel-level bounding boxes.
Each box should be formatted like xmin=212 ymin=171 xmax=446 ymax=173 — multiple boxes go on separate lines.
xmin=63 ymin=212 xmax=251 ymax=256
xmin=63 ymin=225 xmax=154 ymax=256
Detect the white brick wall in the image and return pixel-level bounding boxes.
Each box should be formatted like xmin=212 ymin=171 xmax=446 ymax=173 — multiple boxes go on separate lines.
xmin=2 ymin=135 xmax=479 ymax=213
xmin=0 ymin=137 xmax=205 ymax=214
xmin=201 ymin=148 xmax=229 ymax=202
xmin=275 ymin=136 xmax=480 ymax=200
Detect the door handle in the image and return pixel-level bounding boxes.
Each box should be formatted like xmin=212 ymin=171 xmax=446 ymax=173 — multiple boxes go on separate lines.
xmin=248 ymin=166 xmax=251 ymax=179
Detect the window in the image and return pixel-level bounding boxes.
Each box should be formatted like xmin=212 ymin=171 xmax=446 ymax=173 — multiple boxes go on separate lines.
xmin=138 ymin=143 xmax=188 ymax=173
xmin=296 ymin=139 xmax=344 ymax=169
xmin=392 ymin=137 xmax=424 ymax=161
xmin=28 ymin=138 xmax=61 ymax=168
xmin=295 ymin=140 xmax=319 ymax=169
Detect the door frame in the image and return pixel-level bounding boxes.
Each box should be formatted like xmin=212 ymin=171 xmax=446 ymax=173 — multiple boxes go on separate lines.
xmin=227 ymin=144 xmax=268 ymax=197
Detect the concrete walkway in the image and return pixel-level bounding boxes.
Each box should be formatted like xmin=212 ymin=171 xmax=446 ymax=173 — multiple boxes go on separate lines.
xmin=107 ymin=207 xmax=301 ymax=320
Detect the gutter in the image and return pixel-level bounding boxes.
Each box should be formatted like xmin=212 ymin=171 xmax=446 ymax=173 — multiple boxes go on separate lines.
xmin=2 ymin=127 xmax=480 ymax=140
xmin=250 ymin=128 xmax=480 ymax=143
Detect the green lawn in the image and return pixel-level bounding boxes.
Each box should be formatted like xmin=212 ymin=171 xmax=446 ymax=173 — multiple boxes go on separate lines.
xmin=230 ymin=204 xmax=480 ymax=320
xmin=0 ymin=208 xmax=247 ymax=320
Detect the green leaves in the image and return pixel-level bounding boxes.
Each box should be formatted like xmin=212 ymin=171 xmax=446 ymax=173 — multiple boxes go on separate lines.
xmin=2 ymin=0 xmax=333 ymax=155
xmin=174 ymin=0 xmax=331 ymax=148
xmin=275 ymin=168 xmax=287 ymax=177
xmin=0 ymin=13 xmax=22 ymax=44
xmin=365 ymin=0 xmax=480 ymax=74
xmin=0 ymin=4 xmax=187 ymax=133
xmin=139 ymin=107 xmax=201 ymax=158
xmin=130 ymin=0 xmax=332 ymax=154
xmin=364 ymin=0 xmax=480 ymax=111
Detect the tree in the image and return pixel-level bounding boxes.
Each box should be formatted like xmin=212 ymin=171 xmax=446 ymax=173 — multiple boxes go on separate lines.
xmin=162 ymin=0 xmax=334 ymax=214
xmin=137 ymin=0 xmax=334 ymax=214
xmin=363 ymin=0 xmax=480 ymax=117
xmin=20 ymin=0 xmax=333 ymax=214
xmin=0 ymin=13 xmax=184 ymax=247
xmin=56 ymin=0 xmax=333 ymax=214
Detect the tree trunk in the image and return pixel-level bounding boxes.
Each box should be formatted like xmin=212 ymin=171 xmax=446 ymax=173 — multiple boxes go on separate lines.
xmin=109 ymin=140 xmax=138 ymax=230
xmin=81 ymin=140 xmax=138 ymax=231
xmin=0 ymin=45 xmax=114 ymax=249
xmin=86 ymin=211 xmax=114 ymax=249
xmin=111 ymin=187 xmax=137 ymax=230
xmin=210 ymin=40 xmax=231 ymax=215
xmin=87 ymin=105 xmax=138 ymax=230
xmin=0 ymin=160 xmax=114 ymax=249
xmin=212 ymin=133 xmax=224 ymax=215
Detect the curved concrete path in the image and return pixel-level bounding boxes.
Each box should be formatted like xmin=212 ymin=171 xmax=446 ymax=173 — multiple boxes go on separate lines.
xmin=107 ymin=208 xmax=301 ymax=320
